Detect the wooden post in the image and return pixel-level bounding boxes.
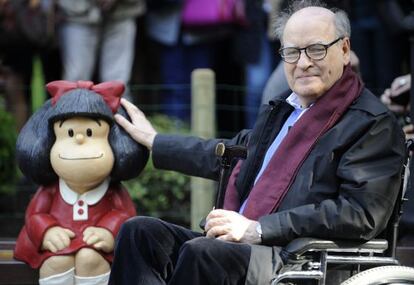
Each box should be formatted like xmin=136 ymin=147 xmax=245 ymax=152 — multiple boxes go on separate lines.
xmin=190 ymin=69 xmax=216 ymax=231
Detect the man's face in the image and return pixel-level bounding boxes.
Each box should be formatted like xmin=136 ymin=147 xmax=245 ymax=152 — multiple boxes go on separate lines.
xmin=282 ymin=7 xmax=350 ymax=106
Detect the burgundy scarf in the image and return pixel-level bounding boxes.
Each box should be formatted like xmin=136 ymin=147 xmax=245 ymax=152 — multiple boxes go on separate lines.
xmin=223 ymin=64 xmax=364 ymax=220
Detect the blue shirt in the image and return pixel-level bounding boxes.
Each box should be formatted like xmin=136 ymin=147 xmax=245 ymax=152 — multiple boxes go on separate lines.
xmin=239 ymin=93 xmax=309 ymax=214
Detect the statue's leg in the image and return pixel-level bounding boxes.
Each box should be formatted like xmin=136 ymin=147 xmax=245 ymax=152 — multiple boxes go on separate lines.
xmin=74 ymin=248 xmax=110 ymax=277
xmin=39 ymin=255 xmax=75 ymax=285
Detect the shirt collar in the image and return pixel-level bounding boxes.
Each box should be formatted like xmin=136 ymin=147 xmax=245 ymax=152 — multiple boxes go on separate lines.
xmin=59 ymin=178 xmax=109 ymax=206
xmin=286 ymin=92 xmax=312 ymax=110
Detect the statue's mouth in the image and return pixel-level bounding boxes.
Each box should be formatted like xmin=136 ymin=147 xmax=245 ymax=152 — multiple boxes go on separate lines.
xmin=59 ymin=153 xmax=104 ymax=160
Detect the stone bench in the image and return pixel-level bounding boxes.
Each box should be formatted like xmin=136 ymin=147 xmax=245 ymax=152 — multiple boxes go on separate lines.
xmin=0 ymin=240 xmax=38 ymax=285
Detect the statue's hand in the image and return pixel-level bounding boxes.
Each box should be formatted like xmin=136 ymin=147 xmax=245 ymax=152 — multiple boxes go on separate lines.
xmin=83 ymin=226 xmax=114 ymax=253
xmin=42 ymin=226 xmax=75 ymax=253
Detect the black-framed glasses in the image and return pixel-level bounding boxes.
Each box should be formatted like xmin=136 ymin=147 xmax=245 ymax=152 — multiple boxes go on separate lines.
xmin=279 ymin=37 xmax=344 ymax=64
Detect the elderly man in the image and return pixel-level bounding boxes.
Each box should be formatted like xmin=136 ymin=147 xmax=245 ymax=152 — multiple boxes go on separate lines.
xmin=109 ymin=1 xmax=405 ymax=284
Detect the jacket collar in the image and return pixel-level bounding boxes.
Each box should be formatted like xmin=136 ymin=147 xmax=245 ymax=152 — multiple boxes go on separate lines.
xmin=59 ymin=178 xmax=109 ymax=206
xmin=272 ymin=92 xmax=312 ymax=111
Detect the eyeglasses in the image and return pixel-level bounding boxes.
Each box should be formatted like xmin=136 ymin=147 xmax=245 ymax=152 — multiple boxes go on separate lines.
xmin=279 ymin=37 xmax=344 ymax=64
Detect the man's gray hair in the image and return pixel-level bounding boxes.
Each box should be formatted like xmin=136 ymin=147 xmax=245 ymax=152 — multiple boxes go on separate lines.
xmin=273 ymin=0 xmax=351 ymax=42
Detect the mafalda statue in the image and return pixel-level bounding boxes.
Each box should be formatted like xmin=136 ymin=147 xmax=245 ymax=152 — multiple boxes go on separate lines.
xmin=13 ymin=81 xmax=148 ymax=285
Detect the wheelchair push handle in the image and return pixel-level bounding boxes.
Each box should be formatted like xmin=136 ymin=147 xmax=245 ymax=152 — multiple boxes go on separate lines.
xmin=199 ymin=143 xmax=248 ymax=231
xmin=215 ymin=143 xmax=247 ymax=209
xmin=215 ymin=143 xmax=247 ymax=169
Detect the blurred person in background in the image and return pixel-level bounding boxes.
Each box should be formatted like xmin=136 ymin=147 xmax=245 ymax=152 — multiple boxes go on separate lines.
xmin=381 ymin=73 xmax=414 ymax=248
xmin=0 ymin=0 xmax=61 ymax=130
xmin=232 ymin=0 xmax=281 ymax=128
xmin=378 ymin=0 xmax=414 ymax=137
xmin=56 ymin=0 xmax=145 ymax=99
xmin=145 ymin=0 xmax=239 ymax=122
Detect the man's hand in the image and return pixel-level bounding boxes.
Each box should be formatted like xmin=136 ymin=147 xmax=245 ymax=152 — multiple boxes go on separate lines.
xmin=380 ymin=88 xmax=409 ymax=114
xmin=204 ymin=209 xmax=261 ymax=244
xmin=115 ymin=98 xmax=157 ymax=150
xmin=42 ymin=226 xmax=75 ymax=253
xmin=390 ymin=74 xmax=411 ymax=97
xmin=349 ymin=50 xmax=360 ymax=74
xmin=403 ymin=124 xmax=414 ymax=140
xmin=83 ymin=226 xmax=114 ymax=253
xmin=381 ymin=74 xmax=411 ymax=114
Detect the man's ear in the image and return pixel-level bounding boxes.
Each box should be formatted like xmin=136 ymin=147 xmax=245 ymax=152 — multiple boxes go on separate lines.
xmin=342 ymin=37 xmax=351 ymax=65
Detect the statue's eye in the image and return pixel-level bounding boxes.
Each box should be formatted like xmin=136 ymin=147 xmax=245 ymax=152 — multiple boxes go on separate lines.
xmin=68 ymin=129 xmax=74 ymax=137
xmin=86 ymin=128 xmax=93 ymax=137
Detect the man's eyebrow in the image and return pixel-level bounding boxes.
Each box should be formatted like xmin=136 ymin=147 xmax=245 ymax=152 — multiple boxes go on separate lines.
xmin=284 ymin=40 xmax=325 ymax=48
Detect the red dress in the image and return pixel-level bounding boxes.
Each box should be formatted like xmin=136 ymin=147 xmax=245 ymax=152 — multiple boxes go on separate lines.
xmin=14 ymin=181 xmax=136 ymax=268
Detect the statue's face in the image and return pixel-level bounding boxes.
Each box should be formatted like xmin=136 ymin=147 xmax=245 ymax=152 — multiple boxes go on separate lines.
xmin=50 ymin=117 xmax=114 ymax=192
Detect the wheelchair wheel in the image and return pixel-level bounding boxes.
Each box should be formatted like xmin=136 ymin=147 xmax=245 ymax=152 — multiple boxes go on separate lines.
xmin=340 ymin=266 xmax=414 ymax=285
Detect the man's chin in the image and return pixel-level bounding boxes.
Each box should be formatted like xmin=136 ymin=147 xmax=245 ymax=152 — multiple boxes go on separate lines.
xmin=293 ymin=86 xmax=322 ymax=99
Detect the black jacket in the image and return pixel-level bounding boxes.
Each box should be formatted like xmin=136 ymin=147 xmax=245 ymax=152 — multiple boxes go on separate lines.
xmin=153 ymin=88 xmax=405 ymax=246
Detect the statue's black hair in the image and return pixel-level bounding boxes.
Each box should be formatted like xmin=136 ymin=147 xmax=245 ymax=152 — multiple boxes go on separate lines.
xmin=16 ymin=88 xmax=149 ymax=185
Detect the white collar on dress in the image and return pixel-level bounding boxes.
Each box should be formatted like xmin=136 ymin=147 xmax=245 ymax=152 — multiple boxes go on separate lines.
xmin=59 ymin=178 xmax=109 ymax=206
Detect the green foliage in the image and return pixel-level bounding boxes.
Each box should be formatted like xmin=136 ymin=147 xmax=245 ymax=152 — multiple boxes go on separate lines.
xmin=0 ymin=103 xmax=17 ymax=194
xmin=123 ymin=114 xmax=191 ymax=226
xmin=31 ymin=56 xmax=47 ymax=112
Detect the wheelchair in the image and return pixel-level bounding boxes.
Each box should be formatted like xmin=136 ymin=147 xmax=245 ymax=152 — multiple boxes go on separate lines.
xmin=214 ymin=142 xmax=414 ymax=285
xmin=272 ymin=237 xmax=414 ymax=284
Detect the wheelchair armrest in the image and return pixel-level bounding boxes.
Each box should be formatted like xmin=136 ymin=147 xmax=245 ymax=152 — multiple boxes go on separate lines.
xmin=282 ymin=237 xmax=388 ymax=260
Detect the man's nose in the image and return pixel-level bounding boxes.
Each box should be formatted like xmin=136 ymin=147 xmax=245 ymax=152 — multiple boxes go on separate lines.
xmin=75 ymin=133 xmax=85 ymax=144
xmin=296 ymin=50 xmax=313 ymax=68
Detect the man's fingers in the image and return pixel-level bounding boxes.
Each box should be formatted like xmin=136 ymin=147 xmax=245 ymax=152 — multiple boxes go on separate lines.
xmin=205 ymin=225 xmax=229 ymax=238
xmin=206 ymin=209 xmax=230 ymax=220
xmin=205 ymin=217 xmax=228 ymax=232
xmin=114 ymin=114 xmax=134 ymax=131
xmin=403 ymin=124 xmax=414 ymax=134
xmin=119 ymin=99 xmax=155 ymax=131
xmin=120 ymin=98 xmax=145 ymax=119
xmin=114 ymin=114 xmax=148 ymax=144
xmin=380 ymin=90 xmax=392 ymax=104
xmin=116 ymin=98 xmax=157 ymax=149
xmin=216 ymin=234 xmax=234 ymax=241
xmin=120 ymin=98 xmax=137 ymax=109
xmin=388 ymin=104 xmax=407 ymax=114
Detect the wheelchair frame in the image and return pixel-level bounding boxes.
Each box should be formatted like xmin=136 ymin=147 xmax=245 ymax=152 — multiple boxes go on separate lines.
xmin=272 ymin=238 xmax=400 ymax=284
xmin=271 ymin=140 xmax=414 ymax=285
xmin=213 ymin=141 xmax=414 ymax=284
